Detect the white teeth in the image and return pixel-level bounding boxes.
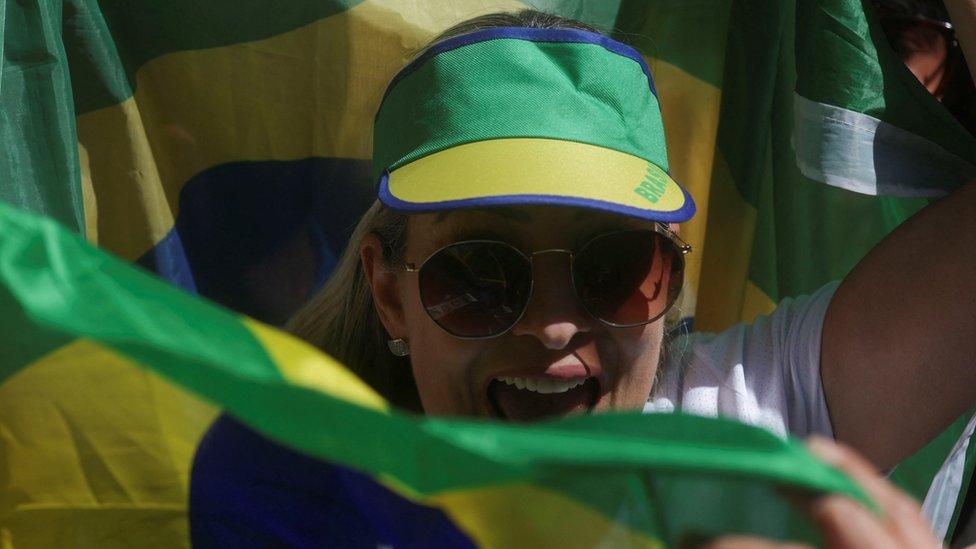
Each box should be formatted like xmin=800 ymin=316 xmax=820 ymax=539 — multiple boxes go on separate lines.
xmin=495 ymin=376 xmax=586 ymax=394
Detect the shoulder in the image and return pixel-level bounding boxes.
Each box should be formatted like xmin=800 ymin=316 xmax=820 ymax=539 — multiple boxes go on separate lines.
xmin=646 ymin=282 xmax=840 ymax=438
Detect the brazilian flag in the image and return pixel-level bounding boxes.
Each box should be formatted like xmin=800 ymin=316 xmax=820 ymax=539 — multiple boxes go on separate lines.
xmin=2 ymin=0 xmax=975 ymax=546
xmin=0 ymin=185 xmax=869 ymax=546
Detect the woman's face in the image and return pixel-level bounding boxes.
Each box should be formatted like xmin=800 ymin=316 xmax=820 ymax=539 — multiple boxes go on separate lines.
xmin=370 ymin=206 xmax=670 ymax=421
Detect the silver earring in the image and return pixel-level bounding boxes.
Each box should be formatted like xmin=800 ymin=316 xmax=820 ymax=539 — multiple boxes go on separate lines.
xmin=387 ymin=338 xmax=410 ymax=357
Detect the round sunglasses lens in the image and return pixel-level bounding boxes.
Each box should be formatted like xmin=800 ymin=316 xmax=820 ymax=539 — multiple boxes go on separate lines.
xmin=573 ymin=231 xmax=683 ymax=326
xmin=418 ymin=242 xmax=531 ymax=337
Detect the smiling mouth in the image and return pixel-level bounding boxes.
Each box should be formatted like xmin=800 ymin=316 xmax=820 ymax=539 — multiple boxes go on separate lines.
xmin=487 ymin=376 xmax=601 ymax=422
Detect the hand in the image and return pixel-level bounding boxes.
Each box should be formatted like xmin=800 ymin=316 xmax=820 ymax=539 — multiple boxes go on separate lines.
xmin=702 ymin=437 xmax=940 ymax=549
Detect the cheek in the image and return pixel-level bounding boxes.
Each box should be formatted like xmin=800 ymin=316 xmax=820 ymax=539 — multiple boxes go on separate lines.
xmin=597 ymin=321 xmax=664 ymax=409
xmin=401 ymin=281 xmax=486 ymax=415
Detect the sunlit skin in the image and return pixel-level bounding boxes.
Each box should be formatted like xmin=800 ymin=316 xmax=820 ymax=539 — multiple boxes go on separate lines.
xmin=363 ymin=206 xmax=678 ymax=420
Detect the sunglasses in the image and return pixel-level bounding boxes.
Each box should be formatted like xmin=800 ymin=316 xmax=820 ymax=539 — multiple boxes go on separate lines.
xmin=403 ymin=224 xmax=690 ymax=339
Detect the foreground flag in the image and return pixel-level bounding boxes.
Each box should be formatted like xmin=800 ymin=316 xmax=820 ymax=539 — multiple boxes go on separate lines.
xmin=0 ymin=201 xmax=869 ymax=546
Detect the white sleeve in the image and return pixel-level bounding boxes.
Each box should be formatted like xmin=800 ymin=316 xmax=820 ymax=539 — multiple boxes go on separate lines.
xmin=647 ymin=281 xmax=839 ymax=439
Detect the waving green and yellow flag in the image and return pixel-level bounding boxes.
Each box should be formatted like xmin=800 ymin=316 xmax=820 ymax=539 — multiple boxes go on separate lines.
xmin=0 ymin=199 xmax=869 ymax=547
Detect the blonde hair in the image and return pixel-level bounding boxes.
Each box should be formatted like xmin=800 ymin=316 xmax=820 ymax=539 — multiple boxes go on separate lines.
xmin=287 ymin=10 xmax=601 ymax=410
xmin=286 ymin=201 xmax=419 ymax=409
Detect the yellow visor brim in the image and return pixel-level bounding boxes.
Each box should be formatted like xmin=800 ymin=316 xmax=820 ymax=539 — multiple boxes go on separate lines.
xmin=378 ymin=138 xmax=695 ymax=222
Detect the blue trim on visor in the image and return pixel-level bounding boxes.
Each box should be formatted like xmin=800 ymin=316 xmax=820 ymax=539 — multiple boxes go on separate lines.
xmin=377 ymin=171 xmax=697 ymax=224
xmin=378 ymin=27 xmax=657 ymax=111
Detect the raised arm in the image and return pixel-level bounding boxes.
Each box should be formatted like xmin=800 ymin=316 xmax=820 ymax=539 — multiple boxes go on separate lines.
xmin=822 ymin=175 xmax=976 ymax=470
xmin=821 ymin=0 xmax=976 ymax=472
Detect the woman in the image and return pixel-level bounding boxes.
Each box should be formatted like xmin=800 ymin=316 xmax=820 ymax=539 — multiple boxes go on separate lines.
xmin=191 ymin=9 xmax=976 ymax=547
xmin=289 ymin=9 xmax=976 ymax=471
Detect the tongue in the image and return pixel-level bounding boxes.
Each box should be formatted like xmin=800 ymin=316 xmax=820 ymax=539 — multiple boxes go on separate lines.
xmin=489 ymin=378 xmax=596 ymax=422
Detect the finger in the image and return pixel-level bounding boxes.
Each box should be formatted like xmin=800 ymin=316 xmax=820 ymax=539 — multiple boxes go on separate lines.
xmin=810 ymin=494 xmax=901 ymax=549
xmin=806 ymin=437 xmax=937 ymax=547
xmin=806 ymin=436 xmax=896 ymax=505
xmin=776 ymin=486 xmax=819 ymax=516
xmin=699 ymin=534 xmax=812 ymax=549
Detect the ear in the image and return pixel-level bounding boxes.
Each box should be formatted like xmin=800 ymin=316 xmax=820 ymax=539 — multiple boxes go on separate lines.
xmin=361 ymin=233 xmax=407 ymax=340
xmin=668 ymin=222 xmax=680 ymax=235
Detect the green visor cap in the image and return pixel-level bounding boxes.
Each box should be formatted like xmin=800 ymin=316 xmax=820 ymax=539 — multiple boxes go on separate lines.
xmin=373 ymin=27 xmax=696 ymax=223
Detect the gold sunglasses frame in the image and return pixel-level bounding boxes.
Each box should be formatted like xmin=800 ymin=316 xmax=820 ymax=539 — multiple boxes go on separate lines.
xmin=402 ymin=223 xmax=691 ymax=340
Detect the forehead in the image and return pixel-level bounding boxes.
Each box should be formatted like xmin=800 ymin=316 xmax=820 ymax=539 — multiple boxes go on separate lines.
xmin=407 ymin=205 xmax=653 ymax=251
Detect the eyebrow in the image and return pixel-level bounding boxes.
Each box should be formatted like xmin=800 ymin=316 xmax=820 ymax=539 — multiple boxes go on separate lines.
xmin=434 ymin=207 xmax=533 ymax=223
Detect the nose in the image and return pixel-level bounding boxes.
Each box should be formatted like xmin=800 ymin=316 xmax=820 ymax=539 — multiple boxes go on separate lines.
xmin=509 ymin=251 xmax=593 ymax=349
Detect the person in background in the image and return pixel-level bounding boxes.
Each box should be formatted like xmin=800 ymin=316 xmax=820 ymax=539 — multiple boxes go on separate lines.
xmin=874 ymin=0 xmax=976 ymax=132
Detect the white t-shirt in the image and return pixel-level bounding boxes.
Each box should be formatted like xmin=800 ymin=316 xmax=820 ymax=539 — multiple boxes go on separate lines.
xmin=644 ymin=281 xmax=839 ymax=440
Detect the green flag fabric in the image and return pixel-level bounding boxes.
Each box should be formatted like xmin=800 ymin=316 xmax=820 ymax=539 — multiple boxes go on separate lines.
xmin=0 ymin=199 xmax=869 ymax=546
